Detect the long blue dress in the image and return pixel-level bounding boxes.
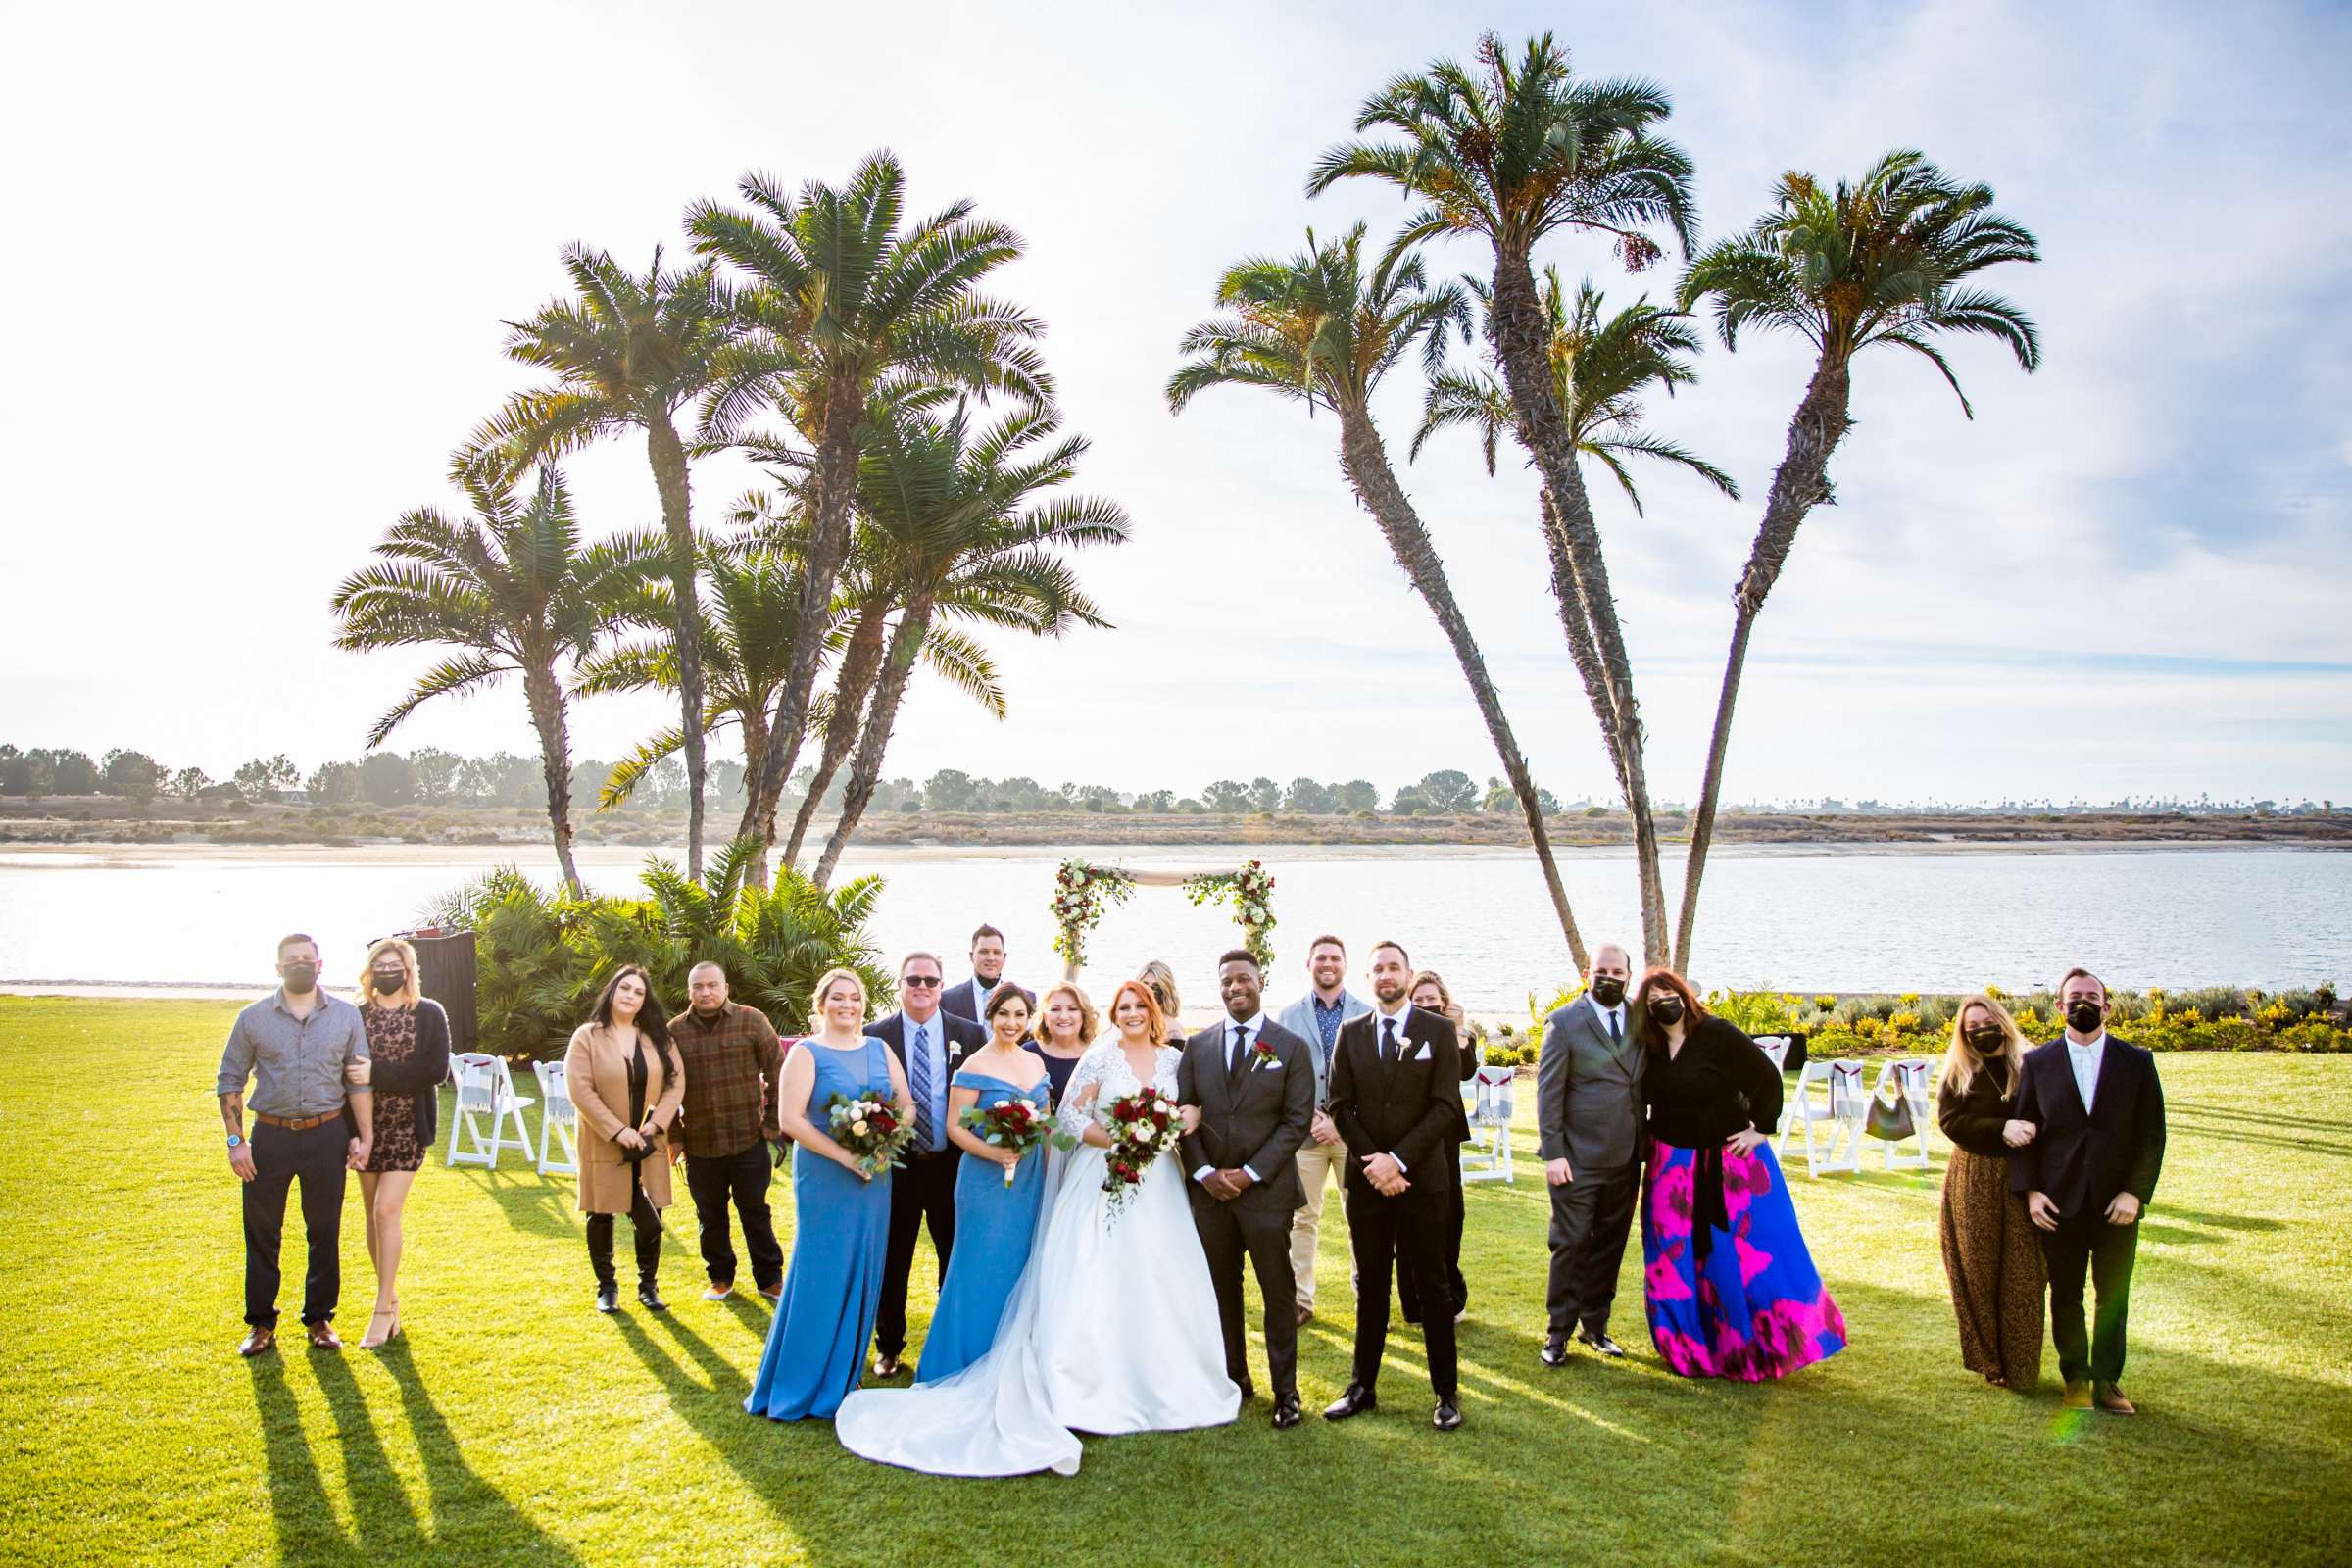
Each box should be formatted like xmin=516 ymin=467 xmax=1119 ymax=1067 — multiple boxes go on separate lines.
xmin=915 ymin=1070 xmax=1053 ymax=1385
xmin=746 ymin=1037 xmax=893 ymax=1421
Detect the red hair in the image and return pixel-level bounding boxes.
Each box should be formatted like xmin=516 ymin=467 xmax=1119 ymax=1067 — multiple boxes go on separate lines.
xmin=1633 ymin=966 xmax=1708 ymax=1052
xmin=1104 ymin=977 xmax=1169 ymax=1046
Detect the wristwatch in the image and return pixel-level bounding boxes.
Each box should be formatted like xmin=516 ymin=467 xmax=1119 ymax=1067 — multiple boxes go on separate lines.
xmin=226 ymin=1133 xmax=245 ymax=1150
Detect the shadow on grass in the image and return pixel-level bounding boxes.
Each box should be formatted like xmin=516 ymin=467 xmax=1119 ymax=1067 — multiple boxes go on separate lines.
xmin=2169 ymin=1098 xmax=2351 ymax=1135
xmin=2151 ymin=1205 xmax=2285 ymax=1233
xmin=377 ymin=1339 xmax=585 ymax=1566
xmin=248 ymin=1353 xmax=372 ymax=1567
xmin=455 ymin=1167 xmax=578 ymax=1240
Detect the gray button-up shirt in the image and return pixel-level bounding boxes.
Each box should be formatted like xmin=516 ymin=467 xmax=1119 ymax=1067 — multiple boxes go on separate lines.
xmin=216 ymin=989 xmax=371 ymax=1118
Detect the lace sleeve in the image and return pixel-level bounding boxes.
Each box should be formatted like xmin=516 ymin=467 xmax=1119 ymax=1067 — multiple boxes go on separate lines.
xmin=1055 ymin=1044 xmax=1116 ymax=1138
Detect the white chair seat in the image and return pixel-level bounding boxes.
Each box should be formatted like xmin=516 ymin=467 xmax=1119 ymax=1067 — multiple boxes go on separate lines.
xmin=1868 ymin=1057 xmax=1935 ymax=1170
xmin=1461 ymin=1063 xmax=1515 ymax=1183
xmin=1779 ymin=1058 xmax=1867 ymax=1176
xmin=445 ymin=1052 xmax=537 ymax=1170
xmin=533 ymin=1059 xmax=579 ymax=1175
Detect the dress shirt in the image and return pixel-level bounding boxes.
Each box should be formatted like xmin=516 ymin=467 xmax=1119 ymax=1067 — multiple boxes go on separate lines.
xmin=2066 ymin=1030 xmax=2107 ymax=1113
xmin=1308 ymin=993 xmax=1348 ymax=1064
xmin=1593 ymin=1000 xmax=1627 ymax=1043
xmin=1194 ymin=1012 xmax=1266 ymax=1185
xmin=216 ymin=989 xmax=371 ymax=1118
xmin=1373 ymin=1001 xmax=1413 ymax=1172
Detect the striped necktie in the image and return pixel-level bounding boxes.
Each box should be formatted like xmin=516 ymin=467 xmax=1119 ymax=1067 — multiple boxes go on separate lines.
xmin=909 ymin=1020 xmax=935 ymax=1150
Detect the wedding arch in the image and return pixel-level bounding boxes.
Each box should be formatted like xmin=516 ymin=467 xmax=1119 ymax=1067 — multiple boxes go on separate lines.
xmin=1052 ymin=858 xmax=1277 ymax=978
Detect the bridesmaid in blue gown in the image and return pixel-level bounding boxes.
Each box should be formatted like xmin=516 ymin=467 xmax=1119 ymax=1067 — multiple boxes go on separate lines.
xmin=747 ymin=967 xmax=911 ymax=1422
xmin=918 ymin=987 xmax=1054 ymax=1384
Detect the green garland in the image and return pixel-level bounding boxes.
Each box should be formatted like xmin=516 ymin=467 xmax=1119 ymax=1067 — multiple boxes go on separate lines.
xmin=1052 ymin=859 xmax=1135 ymax=970
xmin=1183 ymin=858 xmax=1278 ymax=970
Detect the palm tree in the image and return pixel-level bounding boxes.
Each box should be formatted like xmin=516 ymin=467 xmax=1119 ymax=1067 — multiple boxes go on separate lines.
xmin=1671 ymin=150 xmax=2040 ymax=968
xmin=1169 ymin=222 xmax=1592 ymax=972
xmin=329 ymin=454 xmax=658 ymax=893
xmin=1311 ymin=32 xmax=1696 ymax=960
xmin=469 ymin=245 xmax=739 ymax=878
xmin=810 ymin=398 xmax=1129 ymax=888
xmin=686 ymin=152 xmax=1052 ymax=870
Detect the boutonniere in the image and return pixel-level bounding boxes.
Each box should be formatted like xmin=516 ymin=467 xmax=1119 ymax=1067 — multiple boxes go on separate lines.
xmin=1251 ymin=1036 xmax=1282 ymax=1070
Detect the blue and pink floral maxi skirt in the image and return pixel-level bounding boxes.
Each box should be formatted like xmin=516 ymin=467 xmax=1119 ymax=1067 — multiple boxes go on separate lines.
xmin=1640 ymin=1138 xmax=1847 ymax=1381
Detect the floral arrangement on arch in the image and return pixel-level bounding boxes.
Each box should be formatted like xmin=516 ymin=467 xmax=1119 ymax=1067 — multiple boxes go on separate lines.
xmin=1183 ymin=858 xmax=1277 ymax=971
xmin=1051 ymin=859 xmax=1135 ymax=970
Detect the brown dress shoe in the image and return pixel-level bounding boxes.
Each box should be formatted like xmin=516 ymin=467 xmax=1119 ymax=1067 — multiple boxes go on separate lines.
xmin=236 ymin=1327 xmax=276 ymax=1358
xmin=306 ymin=1322 xmax=344 ymax=1351
xmin=2061 ymin=1378 xmax=2092 ymax=1410
xmin=1295 ymin=1303 xmax=1314 ymax=1326
xmin=2093 ymin=1382 xmax=2137 ymax=1415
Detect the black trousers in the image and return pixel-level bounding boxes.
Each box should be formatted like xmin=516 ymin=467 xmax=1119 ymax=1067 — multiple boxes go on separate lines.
xmin=1544 ymin=1159 xmax=1640 ymax=1337
xmin=2041 ymin=1213 xmax=2139 ymax=1383
xmin=1398 ymin=1143 xmax=1470 ymax=1323
xmin=685 ymin=1141 xmax=784 ymax=1292
xmin=1190 ymin=1195 xmax=1299 ymax=1398
xmin=586 ymin=1182 xmax=663 ymax=1290
xmin=1345 ymin=1185 xmax=1457 ymax=1399
xmin=877 ymin=1149 xmax=958 ymax=1359
xmin=243 ymin=1120 xmax=349 ymax=1328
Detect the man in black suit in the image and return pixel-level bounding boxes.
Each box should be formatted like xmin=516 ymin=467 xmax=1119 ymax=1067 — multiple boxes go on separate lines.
xmin=863 ymin=951 xmax=987 ymax=1377
xmin=1323 ymin=940 xmax=1464 ymax=1432
xmin=2012 ymin=965 xmax=2167 ymax=1415
xmin=1177 ymin=949 xmax=1316 ymax=1429
xmin=939 ymin=924 xmax=1028 ymax=1022
xmin=1536 ymin=941 xmax=1642 ymax=1365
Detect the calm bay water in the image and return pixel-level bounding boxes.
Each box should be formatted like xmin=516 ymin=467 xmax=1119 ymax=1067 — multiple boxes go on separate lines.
xmin=1 ymin=842 xmax=2342 ymax=1012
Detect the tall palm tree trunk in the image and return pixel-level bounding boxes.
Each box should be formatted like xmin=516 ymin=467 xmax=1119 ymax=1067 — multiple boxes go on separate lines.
xmin=646 ymin=416 xmax=708 ymax=879
xmin=783 ymin=599 xmax=889 ymax=869
xmin=1337 ymin=404 xmax=1591 ymax=974
xmin=1674 ymin=354 xmax=1853 ymax=970
xmin=749 ymin=372 xmax=866 ymax=869
xmin=521 ymin=660 xmax=583 ymax=895
xmin=1490 ymin=251 xmax=1669 ymax=961
xmin=812 ymin=602 xmax=931 ymax=891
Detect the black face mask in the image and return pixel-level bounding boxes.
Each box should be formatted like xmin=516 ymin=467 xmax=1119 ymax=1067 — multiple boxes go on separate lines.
xmin=1646 ymin=995 xmax=1685 ymax=1026
xmin=371 ymin=970 xmax=407 ymax=996
xmin=1589 ymin=977 xmax=1627 ymax=1009
xmin=280 ymin=962 xmax=318 ymax=995
xmin=1965 ymin=1027 xmax=2004 ymax=1052
xmin=2067 ymin=1001 xmax=2103 ymax=1034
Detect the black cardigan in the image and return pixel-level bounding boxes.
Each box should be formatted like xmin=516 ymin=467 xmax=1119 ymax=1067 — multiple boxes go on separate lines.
xmin=361 ymin=998 xmax=452 ymax=1149
xmin=1642 ymin=1015 xmax=1783 ymax=1149
xmin=1936 ymin=1059 xmax=2019 ymax=1157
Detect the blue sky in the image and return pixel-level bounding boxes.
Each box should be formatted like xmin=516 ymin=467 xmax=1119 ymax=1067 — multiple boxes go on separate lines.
xmin=4 ymin=0 xmax=2346 ymax=805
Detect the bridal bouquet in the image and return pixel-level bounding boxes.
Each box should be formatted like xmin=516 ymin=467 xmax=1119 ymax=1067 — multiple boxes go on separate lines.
xmin=959 ymin=1098 xmax=1054 ymax=1186
xmin=1099 ymin=1088 xmax=1184 ymax=1219
xmin=827 ymin=1093 xmax=916 ymax=1177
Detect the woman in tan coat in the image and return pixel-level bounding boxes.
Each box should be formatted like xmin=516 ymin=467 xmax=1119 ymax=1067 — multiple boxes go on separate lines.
xmin=564 ymin=965 xmax=685 ymax=1314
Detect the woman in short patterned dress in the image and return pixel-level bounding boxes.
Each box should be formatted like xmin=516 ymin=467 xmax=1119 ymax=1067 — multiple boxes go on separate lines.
xmin=353 ymin=937 xmax=450 ymax=1349
xmin=1636 ymin=968 xmax=1845 ymax=1381
xmin=1936 ymin=992 xmax=2045 ymax=1389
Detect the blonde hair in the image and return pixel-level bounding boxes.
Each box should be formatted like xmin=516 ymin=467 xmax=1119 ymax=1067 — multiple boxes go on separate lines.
xmin=1032 ymin=982 xmax=1100 ymax=1049
xmin=1105 ymin=978 xmax=1169 ymax=1047
xmin=358 ymin=936 xmax=421 ymax=1008
xmin=808 ymin=967 xmax=868 ymax=1031
xmin=1941 ymin=992 xmax=2028 ymax=1097
xmin=1137 ymin=960 xmax=1181 ymax=1023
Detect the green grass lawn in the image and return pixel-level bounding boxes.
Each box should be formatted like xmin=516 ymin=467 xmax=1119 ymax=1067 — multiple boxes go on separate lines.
xmin=3 ymin=997 xmax=2346 ymax=1567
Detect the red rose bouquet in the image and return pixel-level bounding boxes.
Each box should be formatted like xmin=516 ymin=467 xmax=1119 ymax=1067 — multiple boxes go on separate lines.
xmin=827 ymin=1092 xmax=915 ymax=1177
xmin=1098 ymin=1087 xmax=1183 ymax=1219
xmin=959 ymin=1097 xmax=1053 ymax=1186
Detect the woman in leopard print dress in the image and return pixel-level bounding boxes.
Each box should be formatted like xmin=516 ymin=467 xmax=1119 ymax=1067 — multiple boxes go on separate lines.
xmin=355 ymin=938 xmax=450 ymax=1348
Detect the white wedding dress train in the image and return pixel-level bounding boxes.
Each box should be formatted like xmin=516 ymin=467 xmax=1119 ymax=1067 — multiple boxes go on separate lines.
xmin=834 ymin=1042 xmax=1240 ymax=1476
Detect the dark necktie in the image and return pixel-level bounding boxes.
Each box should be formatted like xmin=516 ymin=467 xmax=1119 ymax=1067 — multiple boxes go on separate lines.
xmin=1230 ymin=1024 xmax=1250 ymax=1077
xmin=1382 ymin=1016 xmax=1398 ymax=1065
xmin=1608 ymin=1009 xmax=1623 ymax=1047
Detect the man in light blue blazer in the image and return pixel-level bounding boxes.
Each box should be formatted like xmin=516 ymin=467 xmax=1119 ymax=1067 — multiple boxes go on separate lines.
xmin=1274 ymin=933 xmax=1371 ymax=1324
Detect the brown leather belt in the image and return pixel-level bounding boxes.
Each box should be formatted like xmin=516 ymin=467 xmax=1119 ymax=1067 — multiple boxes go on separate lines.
xmin=252 ymin=1111 xmax=342 ymax=1132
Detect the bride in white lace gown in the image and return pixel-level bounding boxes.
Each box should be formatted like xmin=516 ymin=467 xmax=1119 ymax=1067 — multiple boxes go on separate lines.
xmin=835 ymin=983 xmax=1239 ymax=1475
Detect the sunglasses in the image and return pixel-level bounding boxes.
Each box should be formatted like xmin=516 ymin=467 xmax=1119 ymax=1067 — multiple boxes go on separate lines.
xmin=902 ymin=975 xmax=943 ymax=988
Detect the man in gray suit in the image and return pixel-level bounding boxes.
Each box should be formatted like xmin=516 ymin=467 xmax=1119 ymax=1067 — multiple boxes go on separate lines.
xmin=1537 ymin=943 xmax=1641 ymax=1365
xmin=1274 ymin=934 xmax=1371 ymax=1324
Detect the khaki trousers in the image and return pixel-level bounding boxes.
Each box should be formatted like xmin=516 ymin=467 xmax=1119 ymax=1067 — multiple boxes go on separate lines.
xmin=1289 ymin=1136 xmax=1348 ymax=1307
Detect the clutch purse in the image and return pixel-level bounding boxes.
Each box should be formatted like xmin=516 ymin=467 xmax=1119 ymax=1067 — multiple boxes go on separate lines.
xmin=615 ymin=1124 xmax=657 ymax=1164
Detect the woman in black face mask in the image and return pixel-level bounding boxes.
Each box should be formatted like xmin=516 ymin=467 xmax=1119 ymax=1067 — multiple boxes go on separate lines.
xmin=1635 ymin=968 xmax=1846 ymax=1381
xmin=1935 ymin=994 xmax=2043 ymax=1389
xmin=351 ymin=936 xmax=451 ymax=1348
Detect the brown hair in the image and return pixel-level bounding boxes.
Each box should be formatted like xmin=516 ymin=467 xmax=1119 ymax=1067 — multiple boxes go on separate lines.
xmin=276 ymin=932 xmax=318 ymax=958
xmin=1032 ymin=982 xmax=1099 ymax=1049
xmin=982 ymin=982 xmax=1033 ymax=1027
xmin=1371 ymin=939 xmax=1411 ymax=967
xmin=1137 ymin=959 xmax=1181 ymax=1021
xmin=970 ymin=924 xmax=1005 ymax=949
xmin=1306 ymin=933 xmax=1347 ymax=957
xmin=1632 ymin=967 xmax=1708 ymax=1052
xmin=1105 ymin=977 xmax=1169 ymax=1046
xmin=2059 ymin=966 xmax=2106 ymax=1001
xmin=1408 ymin=969 xmax=1462 ymax=1027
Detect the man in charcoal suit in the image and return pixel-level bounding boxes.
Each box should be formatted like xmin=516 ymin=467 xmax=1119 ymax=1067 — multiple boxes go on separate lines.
xmin=1536 ymin=942 xmax=1642 ymax=1365
xmin=938 ymin=924 xmax=1029 ymax=1021
xmin=1178 ymin=949 xmax=1316 ymax=1429
xmin=2012 ymin=964 xmax=2167 ymax=1415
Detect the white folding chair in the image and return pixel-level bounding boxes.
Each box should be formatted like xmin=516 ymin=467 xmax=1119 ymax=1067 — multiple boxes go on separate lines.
xmin=1753 ymin=1037 xmax=1791 ymax=1132
xmin=1780 ymin=1058 xmax=1866 ymax=1176
xmin=1461 ymin=1063 xmax=1516 ymax=1183
xmin=444 ymin=1052 xmax=536 ymax=1169
xmin=532 ymin=1059 xmax=579 ymax=1175
xmin=1870 ymin=1057 xmax=1934 ymax=1170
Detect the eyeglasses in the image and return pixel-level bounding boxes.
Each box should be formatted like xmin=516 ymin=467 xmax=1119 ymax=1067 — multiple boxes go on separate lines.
xmin=903 ymin=975 xmax=942 ymax=988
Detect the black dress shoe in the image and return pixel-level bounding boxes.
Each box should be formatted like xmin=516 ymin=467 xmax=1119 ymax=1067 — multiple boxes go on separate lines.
xmin=637 ymin=1283 xmax=668 ymax=1314
xmin=1433 ymin=1399 xmax=1463 ymax=1432
xmin=1271 ymin=1394 xmax=1302 ymax=1430
xmin=1577 ymin=1330 xmax=1627 ymax=1359
xmin=1540 ymin=1334 xmax=1570 ymax=1367
xmin=595 ymin=1283 xmax=619 ymax=1314
xmin=1235 ymin=1382 xmax=1257 ymax=1404
xmin=1323 ymin=1384 xmax=1378 ymax=1421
